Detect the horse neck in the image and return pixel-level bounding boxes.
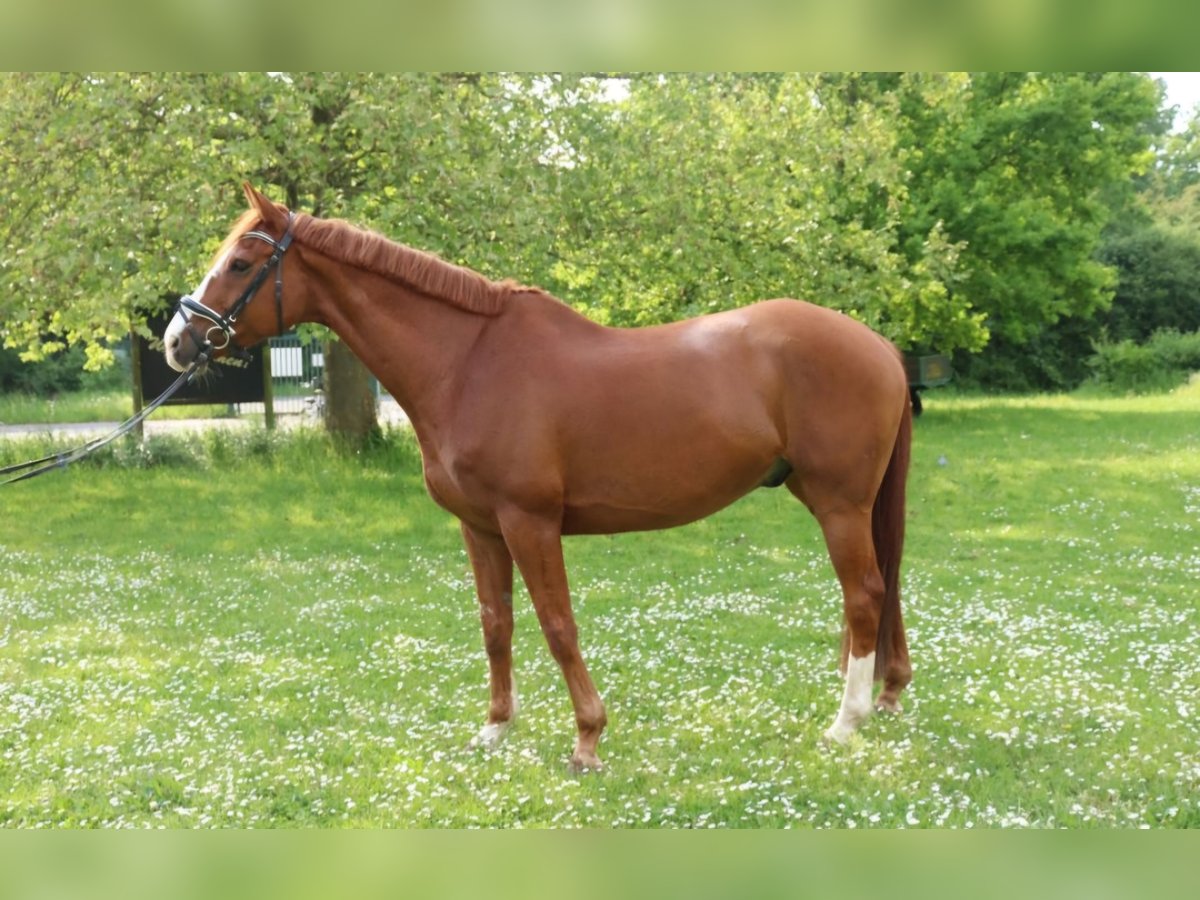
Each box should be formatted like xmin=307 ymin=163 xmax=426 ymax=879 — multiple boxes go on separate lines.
xmin=305 ymin=261 xmax=488 ymax=436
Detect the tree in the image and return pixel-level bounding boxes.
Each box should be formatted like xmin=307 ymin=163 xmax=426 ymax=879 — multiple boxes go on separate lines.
xmin=0 ymin=72 xmax=578 ymax=441
xmin=0 ymin=73 xmax=237 ymax=369
xmin=890 ymin=73 xmax=1165 ymax=339
xmin=1138 ymin=103 xmax=1200 ymax=237
xmin=1098 ymin=223 xmax=1200 ymax=342
xmin=539 ymin=73 xmax=983 ymax=353
xmin=1101 ymin=104 xmax=1200 ymax=346
xmin=1149 ymin=102 xmax=1200 ymax=201
xmin=1 ymin=72 xmax=1173 ymax=399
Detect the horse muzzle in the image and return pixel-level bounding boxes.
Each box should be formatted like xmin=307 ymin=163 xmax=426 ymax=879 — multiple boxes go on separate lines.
xmin=163 ymin=304 xmax=221 ymax=373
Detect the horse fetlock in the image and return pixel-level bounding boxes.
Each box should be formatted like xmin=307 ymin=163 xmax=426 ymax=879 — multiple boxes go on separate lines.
xmin=823 ymin=703 xmax=873 ymax=746
xmin=569 ymin=708 xmax=606 ymax=772
xmin=569 ymin=746 xmax=604 ymax=773
xmin=874 ymin=691 xmax=904 ymax=714
xmin=823 ymin=650 xmax=876 ymax=744
xmin=576 ymin=707 xmax=607 ymax=734
xmin=488 ymin=675 xmax=519 ymax=724
xmin=469 ymin=718 xmax=514 ymax=751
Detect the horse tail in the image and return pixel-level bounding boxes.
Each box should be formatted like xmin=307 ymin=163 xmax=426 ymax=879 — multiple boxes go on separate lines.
xmin=870 ymin=395 xmax=912 ymax=681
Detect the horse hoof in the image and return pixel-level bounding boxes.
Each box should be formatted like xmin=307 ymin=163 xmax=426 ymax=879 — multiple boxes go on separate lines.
xmin=875 ymin=698 xmax=903 ymax=714
xmin=821 ymin=726 xmax=852 ymax=747
xmin=468 ymin=720 xmax=512 ymax=751
xmin=568 ymin=751 xmax=604 ymax=773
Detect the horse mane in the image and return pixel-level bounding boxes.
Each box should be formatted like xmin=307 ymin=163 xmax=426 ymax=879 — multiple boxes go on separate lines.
xmin=291 ymin=213 xmax=515 ymax=316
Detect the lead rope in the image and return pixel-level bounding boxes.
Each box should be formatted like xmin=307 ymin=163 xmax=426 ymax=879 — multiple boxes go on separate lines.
xmin=6 ymin=217 xmax=296 ymax=486
xmin=1 ymin=360 xmax=203 ymax=485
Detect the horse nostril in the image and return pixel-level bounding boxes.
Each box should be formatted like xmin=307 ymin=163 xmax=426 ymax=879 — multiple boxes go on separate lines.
xmin=167 ymin=334 xmax=179 ymax=350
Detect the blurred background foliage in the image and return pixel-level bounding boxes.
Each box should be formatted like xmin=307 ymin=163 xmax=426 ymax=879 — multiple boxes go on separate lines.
xmin=1 ymin=72 xmax=1197 ymax=393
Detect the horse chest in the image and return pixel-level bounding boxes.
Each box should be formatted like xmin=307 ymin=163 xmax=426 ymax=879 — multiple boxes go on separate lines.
xmin=422 ymin=460 xmax=468 ymax=514
xmin=420 ymin=455 xmax=502 ymax=531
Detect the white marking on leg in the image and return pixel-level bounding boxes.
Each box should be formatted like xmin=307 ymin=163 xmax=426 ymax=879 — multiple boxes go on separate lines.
xmin=471 ymin=720 xmax=510 ymax=749
xmin=824 ymin=651 xmax=875 ymax=744
xmin=470 ymin=675 xmax=518 ymax=750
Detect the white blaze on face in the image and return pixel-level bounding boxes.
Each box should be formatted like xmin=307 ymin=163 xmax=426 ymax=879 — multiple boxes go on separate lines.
xmin=164 ymin=250 xmax=230 ymax=372
xmin=824 ymin=651 xmax=876 ymax=745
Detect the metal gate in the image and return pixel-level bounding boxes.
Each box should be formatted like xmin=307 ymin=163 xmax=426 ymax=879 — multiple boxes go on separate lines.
xmin=268 ymin=333 xmax=325 ymax=415
xmin=234 ymin=333 xmax=391 ymax=422
xmin=230 ymin=333 xmax=325 ymax=419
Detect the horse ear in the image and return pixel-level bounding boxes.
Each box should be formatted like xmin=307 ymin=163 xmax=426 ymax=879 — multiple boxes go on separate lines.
xmin=242 ymin=182 xmax=288 ymax=231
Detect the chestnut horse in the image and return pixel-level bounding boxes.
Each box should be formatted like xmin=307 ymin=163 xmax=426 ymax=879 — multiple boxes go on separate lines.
xmin=165 ymin=184 xmax=913 ymax=770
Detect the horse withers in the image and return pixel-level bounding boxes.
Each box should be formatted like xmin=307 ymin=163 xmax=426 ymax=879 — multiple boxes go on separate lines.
xmin=164 ymin=184 xmax=913 ymax=770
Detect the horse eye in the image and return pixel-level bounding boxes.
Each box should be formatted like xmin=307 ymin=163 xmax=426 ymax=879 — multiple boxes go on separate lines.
xmin=230 ymin=258 xmax=252 ymax=273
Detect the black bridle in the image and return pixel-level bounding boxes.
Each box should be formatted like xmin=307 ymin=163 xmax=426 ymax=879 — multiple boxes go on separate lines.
xmin=177 ymin=212 xmax=295 ymax=361
xmin=2 ymin=214 xmax=297 ymax=486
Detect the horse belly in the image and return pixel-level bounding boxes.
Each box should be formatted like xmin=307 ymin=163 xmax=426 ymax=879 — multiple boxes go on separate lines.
xmin=561 ymin=492 xmax=749 ymax=535
xmin=559 ymin=405 xmax=780 ymax=535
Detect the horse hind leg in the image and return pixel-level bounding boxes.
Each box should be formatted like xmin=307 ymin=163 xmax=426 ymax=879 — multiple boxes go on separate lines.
xmin=873 ymin=597 xmax=911 ymax=713
xmin=811 ymin=506 xmax=887 ymax=744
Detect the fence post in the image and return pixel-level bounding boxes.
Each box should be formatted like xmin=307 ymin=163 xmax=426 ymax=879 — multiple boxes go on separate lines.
xmin=262 ymin=339 xmax=275 ymax=430
xmin=128 ymin=325 xmax=145 ymax=441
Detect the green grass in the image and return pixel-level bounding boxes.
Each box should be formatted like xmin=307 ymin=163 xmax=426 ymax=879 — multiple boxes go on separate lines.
xmin=0 ymin=384 xmax=1197 ymax=828
xmin=0 ymin=389 xmax=229 ymax=424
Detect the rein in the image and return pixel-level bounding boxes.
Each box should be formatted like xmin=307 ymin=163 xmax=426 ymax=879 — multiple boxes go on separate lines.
xmin=1 ymin=362 xmax=202 ymax=485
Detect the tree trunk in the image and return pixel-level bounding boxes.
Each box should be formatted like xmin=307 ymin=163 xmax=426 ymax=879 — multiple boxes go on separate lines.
xmin=323 ymin=338 xmax=379 ymax=448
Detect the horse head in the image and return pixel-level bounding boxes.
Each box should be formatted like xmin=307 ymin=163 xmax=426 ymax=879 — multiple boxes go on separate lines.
xmin=164 ymin=183 xmax=300 ymax=372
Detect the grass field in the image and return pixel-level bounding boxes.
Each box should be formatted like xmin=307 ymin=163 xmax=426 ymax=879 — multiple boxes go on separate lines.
xmin=0 ymin=388 xmax=231 ymax=425
xmin=1 ymin=385 xmax=1197 ymax=828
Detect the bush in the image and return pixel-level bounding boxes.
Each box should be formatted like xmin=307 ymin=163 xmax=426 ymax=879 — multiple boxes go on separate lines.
xmin=1087 ymin=329 xmax=1200 ymax=393
xmin=0 ymin=342 xmax=129 ymax=396
xmin=952 ymin=316 xmax=1098 ymax=393
xmin=1098 ymin=224 xmax=1200 ymax=342
xmin=0 ymin=344 xmax=87 ymax=394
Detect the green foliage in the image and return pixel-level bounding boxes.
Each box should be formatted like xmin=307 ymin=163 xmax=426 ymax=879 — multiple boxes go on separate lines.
xmin=952 ymin=316 xmax=1099 ymax=393
xmin=0 ymin=72 xmax=975 ymax=366
xmin=885 ymin=72 xmax=1165 ymax=346
xmin=1087 ymin=328 xmax=1200 ymax=394
xmin=1148 ymin=103 xmax=1200 ymax=200
xmin=0 ymin=72 xmax=1172 ymax=387
xmin=0 ymin=342 xmax=86 ymax=394
xmin=1098 ymin=223 xmax=1200 ymax=341
xmin=540 ymin=74 xmax=982 ymax=351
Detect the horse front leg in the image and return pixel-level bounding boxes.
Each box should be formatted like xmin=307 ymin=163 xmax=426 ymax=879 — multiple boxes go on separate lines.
xmin=500 ymin=511 xmax=607 ymax=771
xmin=461 ymin=522 xmax=519 ymax=749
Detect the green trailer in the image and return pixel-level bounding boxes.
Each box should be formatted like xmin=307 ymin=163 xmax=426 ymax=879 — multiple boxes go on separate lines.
xmin=904 ymin=353 xmax=953 ymax=416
